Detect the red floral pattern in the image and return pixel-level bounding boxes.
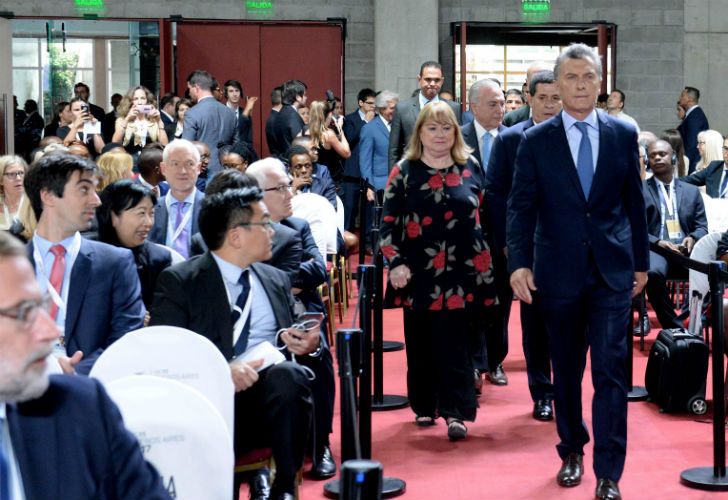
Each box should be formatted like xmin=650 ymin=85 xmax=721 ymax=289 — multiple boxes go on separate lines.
xmin=406 ymin=220 xmax=420 ymax=239
xmin=427 ymin=174 xmax=444 ymax=190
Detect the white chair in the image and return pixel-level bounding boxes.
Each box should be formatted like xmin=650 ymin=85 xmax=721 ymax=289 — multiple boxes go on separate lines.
xmin=688 ymin=231 xmax=724 ymax=302
xmin=701 ymin=194 xmax=728 ymax=233
xmin=335 ymin=195 xmax=346 ymax=235
xmin=155 ymin=243 xmax=185 ymax=264
xmin=89 ymin=325 xmax=235 ymax=437
xmin=106 ymin=375 xmax=233 ymax=500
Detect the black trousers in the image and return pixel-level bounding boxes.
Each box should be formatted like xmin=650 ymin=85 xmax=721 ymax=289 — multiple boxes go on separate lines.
xmin=299 ymin=348 xmax=336 ymax=452
xmin=521 ymin=298 xmax=554 ymax=402
xmin=539 ymin=264 xmax=630 ymax=482
xmin=234 ymin=362 xmax=312 ymax=489
xmin=645 ymin=250 xmax=688 ymax=330
xmin=403 ymin=308 xmax=477 ymax=422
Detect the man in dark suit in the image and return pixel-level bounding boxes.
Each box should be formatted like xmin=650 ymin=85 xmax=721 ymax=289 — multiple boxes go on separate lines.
xmin=341 ymin=88 xmax=377 ymax=231
xmin=149 ymin=139 xmax=205 ymax=259
xmin=265 ymin=86 xmax=284 ymax=155
xmin=269 ymin=80 xmax=307 ymax=158
xmin=73 ymin=82 xmax=105 ymax=122
xmin=677 ymin=86 xmax=709 ymax=173
xmin=681 ymin=135 xmax=728 ymax=198
xmin=136 ymin=146 xmax=169 ymax=198
xmin=0 ymin=232 xmax=170 ymax=500
xmin=182 ymin=70 xmax=237 ymax=176
xmin=388 ymin=61 xmax=461 ymax=169
xmin=644 ymin=140 xmax=708 ymax=329
xmin=159 ymin=93 xmax=177 ymax=126
xmin=508 ymin=44 xmax=648 ymax=500
xmin=101 ymin=93 xmax=122 ymax=143
xmin=460 ymin=78 xmax=510 ymax=388
xmin=502 ymin=62 xmax=551 ymax=127
xmin=23 ymin=153 xmax=145 ymax=376
xmin=224 ymin=79 xmax=257 ymax=152
xmin=151 ymin=187 xmax=317 ymax=500
xmin=485 ymin=70 xmax=561 ymax=420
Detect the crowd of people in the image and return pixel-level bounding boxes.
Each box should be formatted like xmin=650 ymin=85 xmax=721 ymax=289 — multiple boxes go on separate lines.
xmin=3 ymin=42 xmax=728 ymax=500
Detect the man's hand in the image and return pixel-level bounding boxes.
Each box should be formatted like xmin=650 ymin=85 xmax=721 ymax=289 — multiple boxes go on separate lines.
xmin=366 ymin=188 xmax=375 ymax=202
xmin=58 ymin=350 xmax=83 ymax=375
xmin=389 ymin=264 xmax=411 ymax=289
xmin=681 ymin=236 xmax=696 ymax=254
xmin=364 ymin=110 xmax=376 ymax=122
xmin=230 ymin=358 xmax=263 ymax=392
xmin=510 ymin=267 xmax=537 ymax=304
xmin=281 ymin=325 xmax=321 ymax=356
xmin=291 ymin=176 xmax=312 ymax=193
xmin=632 ymin=271 xmax=648 ymax=298
xmin=657 ymin=239 xmax=681 ymax=253
xmin=243 ymin=97 xmax=258 ymax=116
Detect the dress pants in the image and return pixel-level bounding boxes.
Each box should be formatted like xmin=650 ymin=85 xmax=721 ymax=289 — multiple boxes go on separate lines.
xmin=234 ymin=362 xmax=313 ymax=489
xmin=342 ymin=179 xmax=361 ymax=231
xmin=403 ymin=308 xmax=477 ymax=421
xmin=298 ymin=347 xmax=336 ymax=451
xmin=645 ymin=250 xmax=687 ymax=330
xmin=521 ymin=298 xmax=554 ymax=402
xmin=538 ymin=263 xmax=631 ymax=482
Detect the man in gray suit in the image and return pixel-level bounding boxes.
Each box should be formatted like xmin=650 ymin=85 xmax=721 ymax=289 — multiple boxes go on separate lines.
xmin=182 ymin=70 xmax=236 ymax=176
xmin=387 ymin=61 xmax=461 ymax=169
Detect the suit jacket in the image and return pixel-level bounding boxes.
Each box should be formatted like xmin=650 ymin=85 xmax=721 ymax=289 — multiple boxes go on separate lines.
xmin=270 ymin=105 xmax=304 ymax=158
xmin=133 ymin=177 xmax=169 ymax=197
xmin=681 ymin=159 xmax=725 ymax=198
xmin=280 ymin=217 xmax=326 ymax=317
xmin=460 ymin=121 xmax=508 ymax=184
xmin=484 ymin=118 xmax=534 ymax=251
xmin=150 ymin=254 xmax=295 ymax=360
xmin=148 ymin=190 xmax=205 ymax=254
xmin=89 ymin=102 xmax=106 ymax=123
xmin=643 ymin=177 xmax=708 ymax=243
xmin=133 ymin=241 xmax=174 ymax=309
xmin=27 ymin=238 xmax=145 ymax=374
xmin=264 ymin=110 xmax=279 ymax=154
xmin=302 ymin=164 xmax=338 ymax=208
xmin=8 ymin=376 xmax=169 ymax=500
xmin=677 ymin=106 xmax=709 ymax=173
xmin=230 ymin=106 xmax=254 ymax=146
xmin=359 ymin=116 xmax=391 ymax=191
xmin=102 ymin=111 xmax=118 ymax=143
xmin=507 ymin=111 xmax=649 ymax=296
xmin=343 ymin=110 xmax=367 ymax=178
xmin=503 ymin=104 xmax=530 ymax=127
xmin=181 ymin=96 xmax=236 ymax=175
xmin=387 ymin=94 xmax=461 ymax=169
xmin=160 ymin=110 xmax=174 ymax=126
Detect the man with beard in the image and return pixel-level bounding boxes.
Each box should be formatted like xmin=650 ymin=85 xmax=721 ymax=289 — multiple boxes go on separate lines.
xmin=0 ymin=231 xmax=170 ymax=499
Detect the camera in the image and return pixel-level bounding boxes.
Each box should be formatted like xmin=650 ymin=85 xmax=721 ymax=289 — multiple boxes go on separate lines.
xmin=137 ymin=104 xmax=153 ymax=114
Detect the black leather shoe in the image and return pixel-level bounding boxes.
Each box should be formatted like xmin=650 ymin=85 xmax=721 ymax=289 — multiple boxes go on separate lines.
xmin=486 ymin=364 xmax=508 ymax=386
xmin=474 ymin=369 xmax=483 ymax=396
xmin=269 ymin=483 xmax=295 ymax=500
xmin=595 ymin=478 xmax=621 ymax=499
xmin=556 ymin=453 xmax=583 ymax=487
xmin=248 ymin=468 xmax=270 ymax=500
xmin=632 ymin=315 xmax=650 ymax=336
xmin=310 ymin=445 xmax=336 ymax=479
xmin=533 ymin=400 xmax=554 ymax=421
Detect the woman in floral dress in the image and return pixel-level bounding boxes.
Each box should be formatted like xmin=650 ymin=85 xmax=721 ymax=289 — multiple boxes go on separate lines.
xmin=380 ymin=101 xmax=498 ymax=441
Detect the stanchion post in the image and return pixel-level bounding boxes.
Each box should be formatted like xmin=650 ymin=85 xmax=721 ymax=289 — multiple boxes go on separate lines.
xmin=359 ymin=264 xmax=375 ymax=459
xmin=358 ymin=180 xmax=368 ymax=267
xmin=336 ymin=328 xmax=362 ymax=463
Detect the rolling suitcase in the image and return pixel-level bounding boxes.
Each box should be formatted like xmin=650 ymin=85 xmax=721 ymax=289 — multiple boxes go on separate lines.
xmin=644 ymin=291 xmax=709 ymax=415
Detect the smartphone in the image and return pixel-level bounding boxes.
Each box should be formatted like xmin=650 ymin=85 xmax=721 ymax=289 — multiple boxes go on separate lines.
xmin=137 ymin=104 xmax=153 ymax=114
xmin=303 ymin=312 xmax=324 ymax=324
xmin=80 ymin=103 xmax=89 ymax=113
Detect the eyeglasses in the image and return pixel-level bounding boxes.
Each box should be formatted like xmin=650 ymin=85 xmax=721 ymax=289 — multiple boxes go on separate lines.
xmin=723 ymin=147 xmax=728 ymax=152
xmin=167 ymin=160 xmax=198 ymax=170
xmin=264 ymin=184 xmax=293 ymax=194
xmin=0 ymin=297 xmax=50 ymax=330
xmin=3 ymin=171 xmax=24 ymax=180
xmin=238 ymin=220 xmax=275 ymax=230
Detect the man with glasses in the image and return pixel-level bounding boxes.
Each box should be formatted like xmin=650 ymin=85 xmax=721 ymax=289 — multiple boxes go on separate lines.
xmin=0 ymin=232 xmax=170 ymax=499
xmin=151 ymin=187 xmax=318 ymax=500
xmin=342 ymin=88 xmax=377 ymax=231
xmin=388 ymin=61 xmax=461 ymax=169
xmin=24 ymin=153 xmax=144 ymax=375
xmin=681 ymin=136 xmax=728 ymax=198
xmin=149 ymin=139 xmax=205 ymax=259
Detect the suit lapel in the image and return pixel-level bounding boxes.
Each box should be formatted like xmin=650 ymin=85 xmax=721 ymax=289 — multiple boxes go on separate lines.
xmin=551 ymin=114 xmax=587 ymax=203
xmin=191 ymin=190 xmax=204 ymax=234
xmin=199 ymin=253 xmax=235 ymax=357
xmin=589 ymin=113 xmax=614 ymax=202
xmin=65 ymin=240 xmax=92 ymax=343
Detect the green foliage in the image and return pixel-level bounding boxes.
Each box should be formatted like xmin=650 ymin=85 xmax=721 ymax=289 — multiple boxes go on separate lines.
xmin=42 ymin=47 xmax=79 ymax=121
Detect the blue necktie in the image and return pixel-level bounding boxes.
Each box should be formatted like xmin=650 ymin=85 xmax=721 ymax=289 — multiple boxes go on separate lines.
xmin=574 ymin=122 xmax=594 ymax=199
xmin=481 ymin=132 xmax=492 ymax=172
xmin=232 ymin=270 xmax=252 ymax=356
xmin=0 ymin=415 xmax=10 ymax=500
xmin=720 ymin=171 xmax=728 ymax=198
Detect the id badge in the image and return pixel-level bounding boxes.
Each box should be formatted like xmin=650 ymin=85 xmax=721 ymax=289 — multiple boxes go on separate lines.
xmin=666 ymin=219 xmax=682 ymax=240
xmin=52 ymin=326 xmax=67 ymax=357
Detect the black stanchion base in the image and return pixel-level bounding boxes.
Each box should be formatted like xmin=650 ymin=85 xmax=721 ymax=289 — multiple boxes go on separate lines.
xmin=628 ymin=385 xmax=648 ymax=402
xmin=680 ymin=467 xmax=728 ymax=490
xmin=382 ymin=340 xmax=405 ymax=352
xmin=372 ymin=394 xmax=409 ymax=411
xmin=324 ymin=477 xmax=407 ymax=498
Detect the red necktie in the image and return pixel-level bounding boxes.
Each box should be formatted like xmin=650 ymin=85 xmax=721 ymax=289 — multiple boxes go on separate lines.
xmin=49 ymin=244 xmax=66 ymax=320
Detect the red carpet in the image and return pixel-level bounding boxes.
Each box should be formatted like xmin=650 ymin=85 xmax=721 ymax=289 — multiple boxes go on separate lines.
xmin=253 ymin=281 xmax=726 ymax=499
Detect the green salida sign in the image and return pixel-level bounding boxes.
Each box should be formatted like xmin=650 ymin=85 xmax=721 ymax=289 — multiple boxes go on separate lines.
xmin=522 ymin=0 xmax=551 ymax=14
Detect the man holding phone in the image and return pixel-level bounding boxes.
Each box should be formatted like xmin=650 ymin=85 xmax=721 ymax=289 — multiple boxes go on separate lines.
xmin=151 ymin=187 xmax=322 ymax=500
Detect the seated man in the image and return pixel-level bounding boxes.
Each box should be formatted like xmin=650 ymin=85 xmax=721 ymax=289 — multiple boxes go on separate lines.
xmin=289 ymin=137 xmax=338 ymax=209
xmin=644 ymin=140 xmax=708 ymax=330
xmin=0 ymin=231 xmax=169 ymax=499
xmin=150 ymin=187 xmax=319 ymax=500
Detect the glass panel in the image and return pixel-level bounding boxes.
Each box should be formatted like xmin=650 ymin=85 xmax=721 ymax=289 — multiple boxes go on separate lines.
xmin=108 ymin=39 xmax=131 ymax=98
xmin=12 ymin=39 xmax=39 ymax=67
xmin=12 ymin=69 xmax=40 ymax=112
xmin=65 ymin=39 xmax=94 ymax=67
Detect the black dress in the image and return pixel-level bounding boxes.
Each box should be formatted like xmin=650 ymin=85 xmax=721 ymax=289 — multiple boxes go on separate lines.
xmin=131 ymin=241 xmax=173 ymax=309
xmin=317 ymin=138 xmax=344 ymax=187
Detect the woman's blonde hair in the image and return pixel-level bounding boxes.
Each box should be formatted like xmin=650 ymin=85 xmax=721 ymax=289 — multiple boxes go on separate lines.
xmin=96 ymin=152 xmax=134 ymax=191
xmin=117 ymin=86 xmax=158 ymax=118
xmin=404 ymin=101 xmax=472 ymax=165
xmin=696 ymin=129 xmax=724 ymax=171
xmin=308 ymin=100 xmax=332 ymax=149
xmin=0 ymin=155 xmax=28 ymax=198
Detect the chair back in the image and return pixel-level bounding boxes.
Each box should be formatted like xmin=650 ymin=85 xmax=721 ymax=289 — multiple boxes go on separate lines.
xmin=90 ymin=325 xmax=234 ymax=436
xmin=701 ymin=194 xmax=728 ymax=232
xmin=106 ymin=375 xmax=234 ymax=500
xmin=689 ymin=231 xmax=724 ymax=301
xmin=291 ymin=192 xmax=338 ymax=259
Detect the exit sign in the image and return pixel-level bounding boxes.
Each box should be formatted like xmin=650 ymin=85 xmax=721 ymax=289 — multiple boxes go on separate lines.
xmin=522 ymin=0 xmax=551 ymax=14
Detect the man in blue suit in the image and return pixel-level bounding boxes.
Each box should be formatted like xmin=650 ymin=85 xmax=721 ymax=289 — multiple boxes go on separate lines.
xmin=149 ymin=139 xmax=205 ymax=259
xmin=182 ymin=70 xmax=236 ymax=176
xmin=0 ymin=232 xmax=169 ymax=500
xmin=23 ymin=153 xmax=145 ymax=376
xmin=677 ymin=86 xmax=709 ymax=174
xmin=358 ymin=90 xmax=399 ymax=248
xmin=508 ymin=44 xmax=648 ymax=500
xmin=485 ymin=70 xmax=561 ymax=421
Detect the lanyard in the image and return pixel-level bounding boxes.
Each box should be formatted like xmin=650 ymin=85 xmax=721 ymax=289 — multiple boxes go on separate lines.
xmin=657 ymin=181 xmax=679 ymax=239
xmin=32 ymin=233 xmax=81 ymax=316
xmin=166 ymin=195 xmax=194 ymax=243
xmin=223 ymin=272 xmax=253 ymax=347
